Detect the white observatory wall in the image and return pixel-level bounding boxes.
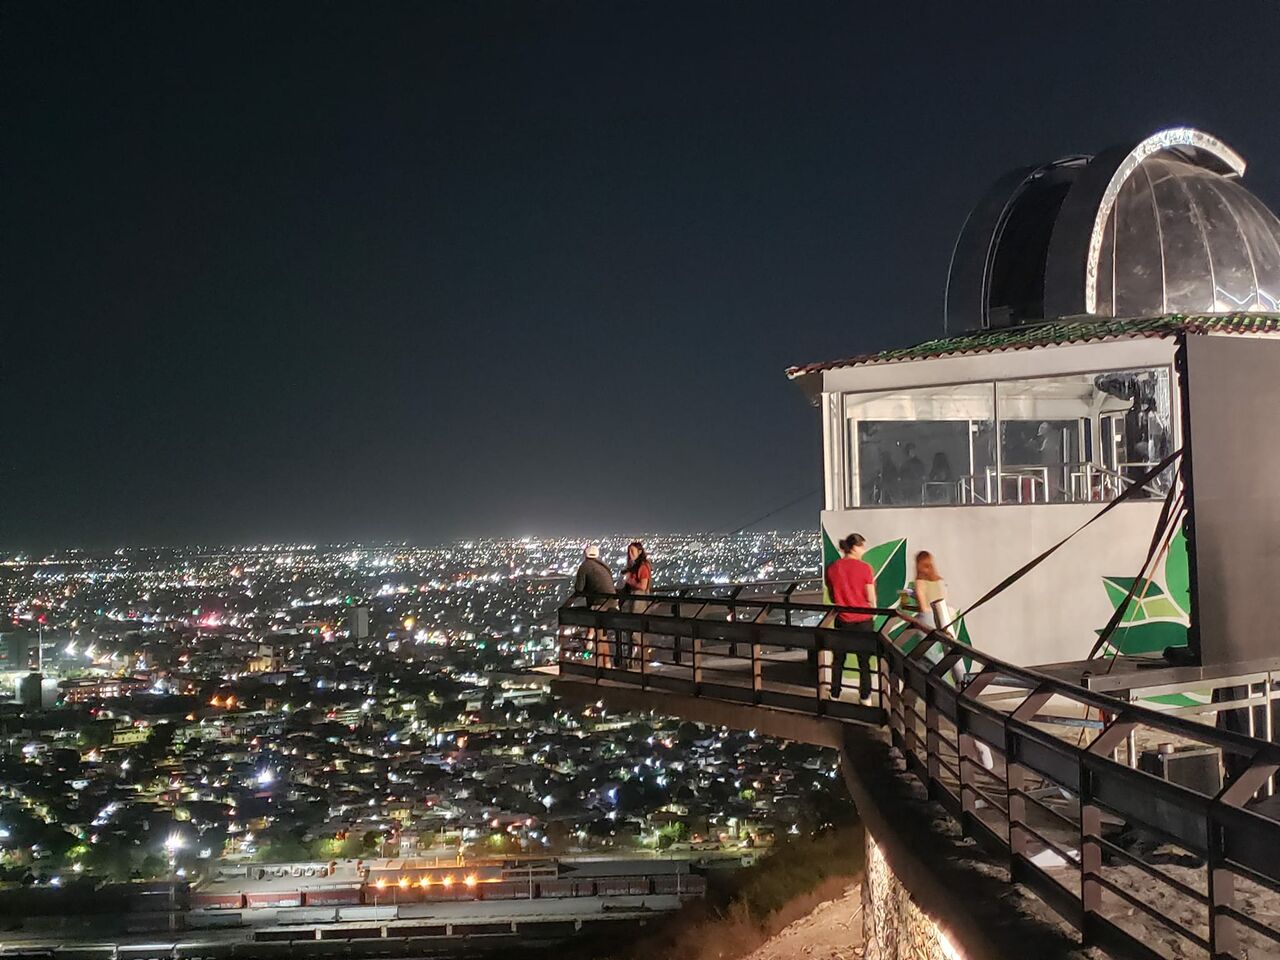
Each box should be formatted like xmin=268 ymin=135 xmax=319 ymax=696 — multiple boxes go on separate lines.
xmin=821 ymin=501 xmax=1168 ymax=666
xmin=815 ymin=336 xmax=1179 ymax=667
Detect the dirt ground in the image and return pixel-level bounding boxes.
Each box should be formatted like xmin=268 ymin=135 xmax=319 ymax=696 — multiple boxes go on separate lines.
xmin=740 ymin=883 xmax=864 ymax=960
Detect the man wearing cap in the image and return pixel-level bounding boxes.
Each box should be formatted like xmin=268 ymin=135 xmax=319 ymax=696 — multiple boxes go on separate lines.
xmin=573 ymin=545 xmax=619 ymax=664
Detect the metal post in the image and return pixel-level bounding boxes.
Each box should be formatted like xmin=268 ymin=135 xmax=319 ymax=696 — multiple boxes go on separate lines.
xmin=1080 ymin=790 xmax=1101 ymax=935
xmin=1080 ymin=718 xmax=1137 ymax=945
xmin=751 ymin=633 xmax=763 ymax=703
xmin=1208 ymin=853 xmax=1236 ymax=959
xmin=1268 ymin=671 xmax=1276 ymax=797
xmin=816 ymin=632 xmax=830 ymax=712
xmin=672 ymin=598 xmax=682 ymax=665
xmin=1125 ymin=695 xmax=1137 ymax=768
xmin=728 ymin=587 xmax=741 ymax=658
xmin=925 ymin=681 xmax=942 ymax=804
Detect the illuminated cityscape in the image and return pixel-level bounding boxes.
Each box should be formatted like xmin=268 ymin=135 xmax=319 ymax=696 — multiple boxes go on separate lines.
xmin=9 ymin=1 xmax=1280 ymax=957
xmin=0 ymin=535 xmax=842 ymax=905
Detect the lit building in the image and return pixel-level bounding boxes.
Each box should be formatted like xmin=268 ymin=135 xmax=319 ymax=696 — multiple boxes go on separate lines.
xmin=0 ymin=631 xmax=35 ymax=671
xmin=16 ymin=672 xmax=58 ymax=709
xmin=349 ymin=605 xmax=370 ymax=640
xmin=59 ymin=675 xmax=150 ymax=704
xmin=789 ymin=128 xmax=1280 ymax=666
xmin=245 ymin=643 xmax=281 ymax=673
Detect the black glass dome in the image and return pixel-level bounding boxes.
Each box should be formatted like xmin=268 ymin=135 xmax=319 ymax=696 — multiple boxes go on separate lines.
xmin=946 ymin=128 xmax=1280 ymax=331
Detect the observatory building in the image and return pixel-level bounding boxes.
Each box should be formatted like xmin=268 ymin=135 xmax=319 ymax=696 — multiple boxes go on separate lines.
xmin=788 ymin=127 xmax=1280 ymax=668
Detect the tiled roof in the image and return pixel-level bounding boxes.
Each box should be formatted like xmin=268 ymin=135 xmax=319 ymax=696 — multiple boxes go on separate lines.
xmin=784 ymin=314 xmax=1280 ymax=379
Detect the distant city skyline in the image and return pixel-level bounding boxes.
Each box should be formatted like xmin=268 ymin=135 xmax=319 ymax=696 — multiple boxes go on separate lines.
xmin=0 ymin=530 xmax=837 ymax=935
xmin=6 ymin=2 xmax=1280 ymax=548
xmin=0 ymin=528 xmax=818 ymax=556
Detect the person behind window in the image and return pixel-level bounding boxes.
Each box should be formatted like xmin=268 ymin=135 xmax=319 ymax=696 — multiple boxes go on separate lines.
xmin=618 ymin=541 xmax=652 ymax=669
xmin=898 ymin=443 xmax=926 ymax=504
xmin=874 ymin=450 xmax=898 ymax=505
xmin=1028 ymin=422 xmax=1064 ymax=501
xmin=927 ymin=452 xmax=953 ymax=503
xmin=824 ymin=533 xmax=877 ymax=703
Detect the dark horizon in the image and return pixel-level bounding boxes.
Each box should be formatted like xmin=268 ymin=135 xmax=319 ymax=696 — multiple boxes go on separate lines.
xmin=5 ymin=1 xmax=1280 ymax=551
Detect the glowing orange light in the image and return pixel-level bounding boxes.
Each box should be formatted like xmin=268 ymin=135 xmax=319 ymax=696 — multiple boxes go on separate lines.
xmin=442 ymin=875 xmax=454 ymax=887
xmin=375 ymin=879 xmax=387 ymax=890
xmin=418 ymin=876 xmax=431 ymax=888
xmin=398 ymin=877 xmax=409 ymax=889
xmin=464 ymin=874 xmax=477 ymax=888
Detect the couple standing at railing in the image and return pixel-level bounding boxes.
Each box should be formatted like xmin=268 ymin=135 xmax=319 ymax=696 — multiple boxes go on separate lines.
xmin=572 ymin=541 xmax=652 ymax=669
xmin=825 ymin=533 xmax=952 ymax=703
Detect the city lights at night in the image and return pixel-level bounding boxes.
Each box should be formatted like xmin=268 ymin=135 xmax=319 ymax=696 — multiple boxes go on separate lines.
xmin=6 ymin=1 xmax=1280 ymax=958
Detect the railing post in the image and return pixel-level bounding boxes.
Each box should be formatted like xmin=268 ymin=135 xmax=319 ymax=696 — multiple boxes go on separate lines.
xmin=900 ymin=643 xmax=933 ymax=765
xmin=691 ymin=626 xmax=703 ymax=693
xmin=591 ymin=607 xmax=605 ymax=679
xmin=1080 ymin=715 xmax=1138 ymax=945
xmin=925 ymin=673 xmax=942 ymax=803
xmin=955 ymin=669 xmax=995 ymax=839
xmin=884 ymin=642 xmax=904 ymax=743
xmin=672 ymin=595 xmax=683 ymax=665
xmin=1210 ymin=758 xmax=1277 ymax=958
xmin=751 ymin=630 xmax=763 ymax=703
xmin=815 ymin=631 xmax=830 ymax=714
xmin=727 ymin=586 xmax=742 ymax=658
xmin=1008 ymin=685 xmax=1055 ymax=859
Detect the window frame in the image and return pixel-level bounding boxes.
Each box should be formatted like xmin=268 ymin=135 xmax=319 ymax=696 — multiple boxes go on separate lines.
xmin=829 ymin=362 xmax=1178 ymax=509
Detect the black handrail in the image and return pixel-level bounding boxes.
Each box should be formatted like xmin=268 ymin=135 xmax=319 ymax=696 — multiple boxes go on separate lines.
xmin=555 ymin=585 xmax=1280 ymax=958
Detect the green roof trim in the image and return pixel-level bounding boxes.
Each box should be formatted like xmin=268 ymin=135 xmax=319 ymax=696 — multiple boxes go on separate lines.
xmin=785 ymin=313 xmax=1280 ymax=379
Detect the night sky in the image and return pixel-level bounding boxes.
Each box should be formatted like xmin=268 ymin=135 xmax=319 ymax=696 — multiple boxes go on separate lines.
xmin=4 ymin=2 xmax=1279 ymax=549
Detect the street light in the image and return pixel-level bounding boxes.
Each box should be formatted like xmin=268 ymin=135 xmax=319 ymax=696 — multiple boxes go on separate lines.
xmin=164 ymin=832 xmax=185 ymax=933
xmin=164 ymin=831 xmax=185 ymax=865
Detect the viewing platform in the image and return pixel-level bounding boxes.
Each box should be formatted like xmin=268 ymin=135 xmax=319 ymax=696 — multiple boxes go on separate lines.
xmin=554 ymin=582 xmax=1280 ymax=960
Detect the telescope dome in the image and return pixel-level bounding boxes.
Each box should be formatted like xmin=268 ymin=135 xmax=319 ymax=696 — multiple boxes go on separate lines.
xmin=946 ymin=128 xmax=1280 ymax=330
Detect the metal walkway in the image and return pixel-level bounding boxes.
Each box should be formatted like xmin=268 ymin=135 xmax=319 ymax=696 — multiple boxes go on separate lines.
xmin=556 ymin=584 xmax=1280 ymax=960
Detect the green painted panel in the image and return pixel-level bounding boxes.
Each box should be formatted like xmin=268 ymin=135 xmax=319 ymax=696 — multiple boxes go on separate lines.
xmin=1099 ymin=619 xmax=1188 ymax=655
xmin=1165 ymin=527 xmax=1190 ymax=617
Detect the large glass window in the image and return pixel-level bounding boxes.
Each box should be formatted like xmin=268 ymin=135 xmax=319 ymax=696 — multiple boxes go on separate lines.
xmin=995 ymin=367 xmax=1173 ymax=503
xmin=839 ymin=366 xmax=1173 ymax=507
xmin=844 ymin=385 xmax=996 ymax=507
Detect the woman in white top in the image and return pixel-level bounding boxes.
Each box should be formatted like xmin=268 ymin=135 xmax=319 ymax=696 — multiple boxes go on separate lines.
xmin=902 ymin=550 xmax=965 ymax=684
xmin=911 ymin=551 xmax=984 ymax=761
xmin=913 ymin=550 xmax=947 ymax=630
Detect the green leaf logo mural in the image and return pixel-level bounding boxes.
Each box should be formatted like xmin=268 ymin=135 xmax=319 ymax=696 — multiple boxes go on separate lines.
xmin=862 ymin=538 xmax=906 ymax=630
xmin=1097 ymin=527 xmax=1190 ymax=657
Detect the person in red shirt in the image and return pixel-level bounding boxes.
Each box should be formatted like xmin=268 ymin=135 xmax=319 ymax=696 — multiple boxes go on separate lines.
xmin=824 ymin=533 xmax=877 ymax=701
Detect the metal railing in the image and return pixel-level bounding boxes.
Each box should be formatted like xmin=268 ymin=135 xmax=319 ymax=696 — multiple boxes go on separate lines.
xmin=557 ymin=587 xmax=1280 ymax=960
xmin=559 ymin=585 xmax=886 ymax=725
